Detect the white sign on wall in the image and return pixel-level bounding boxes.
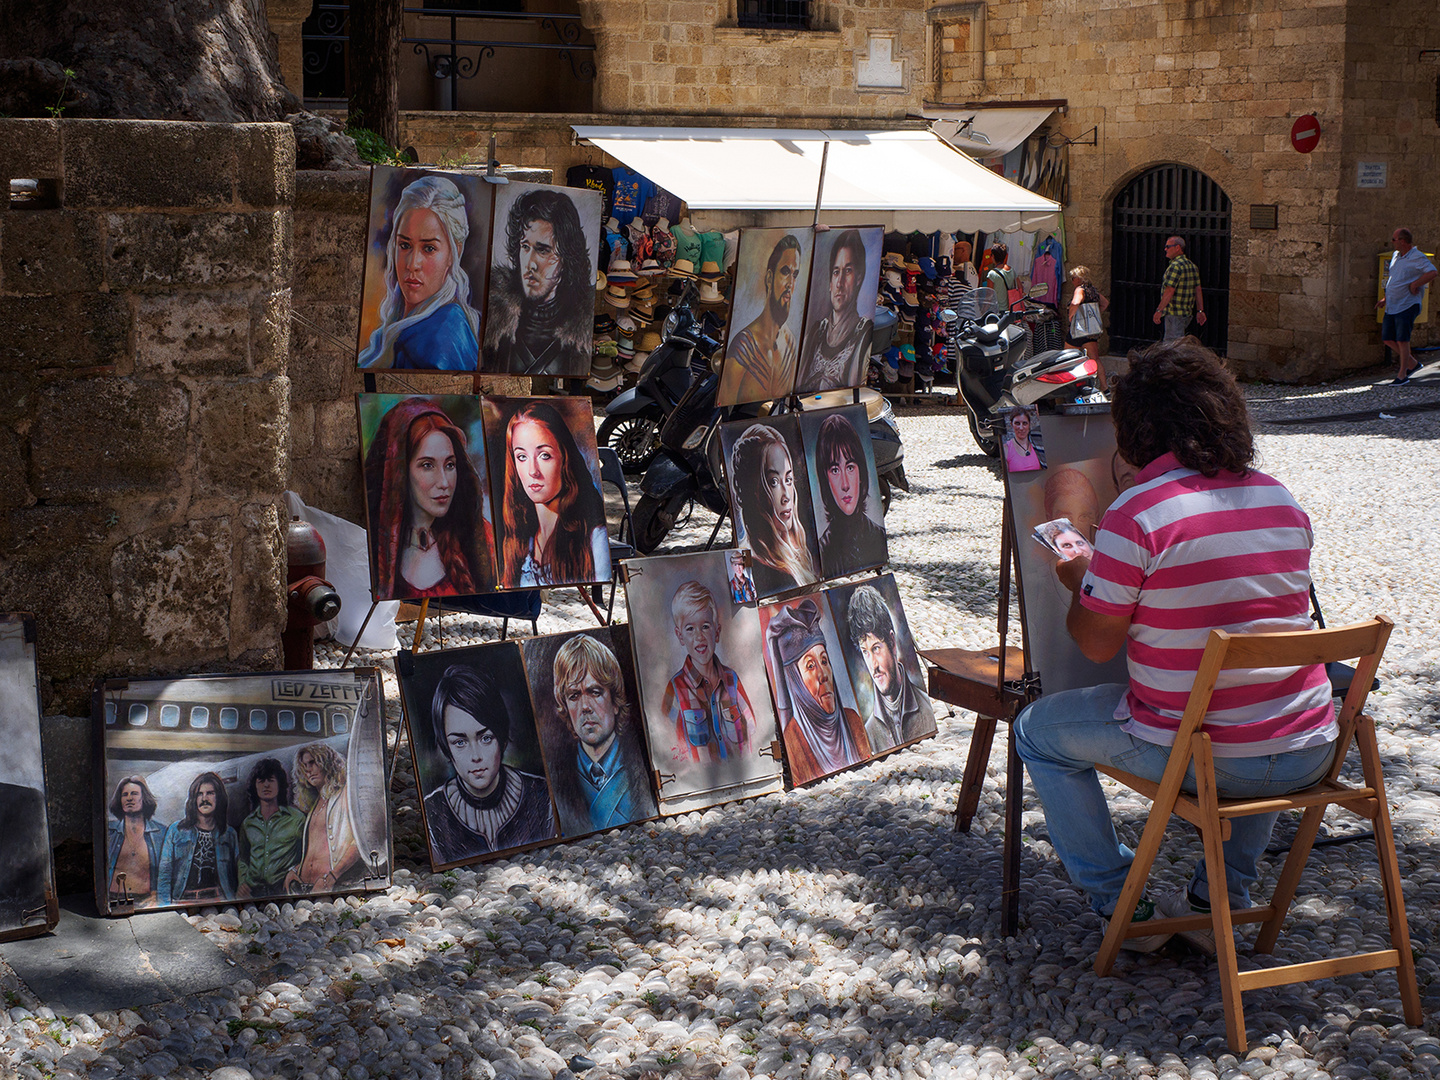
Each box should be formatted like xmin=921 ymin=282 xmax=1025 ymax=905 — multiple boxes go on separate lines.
xmin=1357 ymin=162 xmax=1388 ymax=189
xmin=856 ymin=32 xmax=905 ymax=89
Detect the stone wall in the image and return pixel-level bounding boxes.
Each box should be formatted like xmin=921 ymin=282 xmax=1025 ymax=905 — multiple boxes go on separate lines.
xmin=0 ymin=120 xmax=292 ymax=714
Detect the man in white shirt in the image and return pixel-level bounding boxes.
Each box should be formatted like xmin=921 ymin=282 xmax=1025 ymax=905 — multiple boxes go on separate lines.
xmin=1376 ymin=228 xmax=1437 ymax=385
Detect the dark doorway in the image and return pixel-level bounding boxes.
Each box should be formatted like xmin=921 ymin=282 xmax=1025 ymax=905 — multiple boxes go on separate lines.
xmin=1109 ymin=165 xmax=1230 ymax=355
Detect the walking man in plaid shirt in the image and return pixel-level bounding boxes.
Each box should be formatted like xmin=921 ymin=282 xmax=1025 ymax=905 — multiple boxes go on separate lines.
xmin=1152 ymin=236 xmax=1207 ymax=341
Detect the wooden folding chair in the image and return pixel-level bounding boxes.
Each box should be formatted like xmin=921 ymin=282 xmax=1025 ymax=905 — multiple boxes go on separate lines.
xmin=1094 ymin=616 xmax=1421 ymax=1053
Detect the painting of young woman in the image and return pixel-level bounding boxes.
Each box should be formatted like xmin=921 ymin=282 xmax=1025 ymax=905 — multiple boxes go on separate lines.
xmin=621 ymin=550 xmax=783 ymax=815
xmin=720 ymin=413 xmax=822 ymax=600
xmin=357 ymin=166 xmax=490 ymax=371
xmin=483 ymin=396 xmax=610 ymax=590
xmin=358 ymin=394 xmax=495 ymax=602
xmin=521 ymin=627 xmax=658 ymax=838
xmin=758 ymin=593 xmax=870 ymax=787
xmin=398 ymin=642 xmax=559 ymax=870
xmin=799 ymin=404 xmax=887 ymax=580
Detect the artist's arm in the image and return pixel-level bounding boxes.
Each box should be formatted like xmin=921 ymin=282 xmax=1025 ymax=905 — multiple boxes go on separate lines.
xmin=1194 ymin=283 xmax=1207 ymax=325
xmin=1057 ymin=556 xmax=1132 ymax=663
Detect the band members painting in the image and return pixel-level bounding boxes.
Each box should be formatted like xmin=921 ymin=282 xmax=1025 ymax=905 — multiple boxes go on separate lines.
xmin=485 ymin=397 xmax=610 ymax=589
xmin=525 ymin=629 xmax=657 ymax=838
xmin=105 ymin=775 xmax=166 ymax=908
xmin=718 ymin=228 xmax=814 ymax=405
xmin=360 ymin=394 xmax=494 ymax=601
xmin=419 ymin=662 xmax=558 ymax=867
xmin=157 ymin=771 xmax=239 ymax=906
xmin=830 ymin=577 xmax=936 ymax=754
xmin=285 ymin=743 xmax=360 ymax=896
xmin=723 ymin=416 xmax=822 ymax=599
xmin=237 ymin=759 xmax=305 ymax=900
xmin=483 ymin=183 xmax=602 ymax=377
xmin=358 ymin=170 xmax=486 ymax=371
xmin=795 ymin=226 xmax=882 ymax=395
xmin=801 ymin=406 xmax=887 ymax=580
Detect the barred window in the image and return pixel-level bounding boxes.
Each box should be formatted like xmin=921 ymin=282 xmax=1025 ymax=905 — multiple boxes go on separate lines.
xmin=737 ymin=1 xmax=811 ymax=29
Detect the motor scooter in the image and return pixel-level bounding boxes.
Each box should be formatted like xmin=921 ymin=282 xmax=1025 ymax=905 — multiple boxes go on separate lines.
xmin=951 ymin=288 xmax=1102 ymax=456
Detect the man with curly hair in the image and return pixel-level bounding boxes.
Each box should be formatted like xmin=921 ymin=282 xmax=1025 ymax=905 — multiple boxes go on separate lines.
xmin=1014 ymin=337 xmax=1337 ymax=953
xmin=483 ymin=187 xmax=594 ymax=376
xmin=284 ymin=742 xmax=360 ymax=895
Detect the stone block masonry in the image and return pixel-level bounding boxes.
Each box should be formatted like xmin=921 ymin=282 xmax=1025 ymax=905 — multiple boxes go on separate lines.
xmin=0 ymin=120 xmax=292 ymax=713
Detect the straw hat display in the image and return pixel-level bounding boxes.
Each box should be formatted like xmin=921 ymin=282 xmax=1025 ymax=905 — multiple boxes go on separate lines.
xmin=607 ymin=258 xmax=637 ymax=285
xmin=669 ymin=258 xmax=698 ymax=280
xmin=602 ymin=284 xmax=631 ymax=310
xmin=697 ymin=278 xmax=726 ymax=305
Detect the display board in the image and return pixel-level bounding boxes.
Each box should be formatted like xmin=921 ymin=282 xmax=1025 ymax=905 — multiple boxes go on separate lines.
xmin=0 ymin=613 xmax=58 ymax=942
xmin=93 ymin=669 xmax=390 ymax=914
xmin=799 ymin=403 xmax=887 ymax=580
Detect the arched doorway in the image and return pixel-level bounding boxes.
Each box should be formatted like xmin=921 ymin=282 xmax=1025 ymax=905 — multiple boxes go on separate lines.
xmin=1109 ymin=165 xmax=1230 ymax=355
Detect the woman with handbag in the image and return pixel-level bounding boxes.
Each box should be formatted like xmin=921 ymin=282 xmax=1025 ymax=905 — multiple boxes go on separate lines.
xmin=1067 ymin=266 xmax=1110 ymax=392
xmin=985 ymin=244 xmax=1026 ymax=313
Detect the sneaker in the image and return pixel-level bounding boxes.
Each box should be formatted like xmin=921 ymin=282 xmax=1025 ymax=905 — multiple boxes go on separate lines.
xmin=1106 ymin=896 xmax=1172 ymax=953
xmin=1156 ymin=887 xmax=1216 ymax=955
xmin=1390 ymin=375 xmax=1412 ymax=386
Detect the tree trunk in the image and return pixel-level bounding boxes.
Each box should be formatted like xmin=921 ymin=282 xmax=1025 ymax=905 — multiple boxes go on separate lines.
xmin=347 ymin=0 xmax=402 ymax=147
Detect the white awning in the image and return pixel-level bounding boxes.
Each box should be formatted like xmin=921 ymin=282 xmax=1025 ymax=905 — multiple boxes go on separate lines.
xmin=571 ymin=125 xmax=1061 ymax=234
xmin=923 ymin=106 xmax=1056 ymax=158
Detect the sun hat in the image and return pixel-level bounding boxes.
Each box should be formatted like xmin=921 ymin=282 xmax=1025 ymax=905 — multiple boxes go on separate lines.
xmin=696 ymin=278 xmax=726 ymax=305
xmin=602 ymin=284 xmax=632 ymax=309
xmin=698 ymin=260 xmax=725 ymax=281
xmin=607 ymin=256 xmax=637 ymax=284
xmin=670 ymin=258 xmax=698 ymax=280
xmin=638 ymin=258 xmax=664 ymax=277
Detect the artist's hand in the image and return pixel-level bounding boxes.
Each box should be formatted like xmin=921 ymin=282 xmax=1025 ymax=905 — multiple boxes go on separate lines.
xmin=1377 ymin=297 xmax=1386 ymax=310
xmin=1411 ymin=281 xmax=1423 ymax=295
xmin=1056 ymin=553 xmax=1090 ymax=594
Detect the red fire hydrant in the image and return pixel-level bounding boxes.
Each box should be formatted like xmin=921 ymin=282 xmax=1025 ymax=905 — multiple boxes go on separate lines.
xmin=283 ymin=516 xmax=342 ymax=670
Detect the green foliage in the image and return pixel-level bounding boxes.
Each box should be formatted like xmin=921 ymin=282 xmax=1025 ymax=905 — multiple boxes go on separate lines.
xmin=345 ymin=122 xmax=405 ymax=166
xmin=45 ymin=68 xmax=76 ymax=118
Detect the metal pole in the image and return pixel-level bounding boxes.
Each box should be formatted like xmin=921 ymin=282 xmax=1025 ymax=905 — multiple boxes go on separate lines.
xmin=813 ymin=140 xmax=830 ymax=227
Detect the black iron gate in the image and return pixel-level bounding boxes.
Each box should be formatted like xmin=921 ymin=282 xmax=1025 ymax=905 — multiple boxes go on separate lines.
xmin=1109 ymin=164 xmax=1230 ymax=355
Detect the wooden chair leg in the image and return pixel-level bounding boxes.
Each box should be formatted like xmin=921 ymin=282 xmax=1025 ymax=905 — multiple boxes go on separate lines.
xmin=1356 ymin=716 xmax=1423 ymax=1026
xmin=1253 ymin=803 xmax=1326 ymax=955
xmin=953 ymin=714 xmax=998 ymax=833
xmin=1195 ymin=735 xmax=1248 ymax=1054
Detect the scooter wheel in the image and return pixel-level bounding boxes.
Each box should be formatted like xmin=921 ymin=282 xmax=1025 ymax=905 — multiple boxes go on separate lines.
xmin=598 ymin=413 xmax=662 ymax=472
xmin=632 ymin=492 xmax=688 ymax=554
xmin=966 ymin=406 xmax=1000 ymax=458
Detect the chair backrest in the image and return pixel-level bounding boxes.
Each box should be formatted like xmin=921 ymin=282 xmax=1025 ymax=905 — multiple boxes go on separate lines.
xmin=597 ymin=446 xmax=633 ymax=545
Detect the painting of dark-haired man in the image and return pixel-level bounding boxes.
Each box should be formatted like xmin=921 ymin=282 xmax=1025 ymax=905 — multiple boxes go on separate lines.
xmin=237 ymin=759 xmax=305 ymax=901
xmin=719 ymin=227 xmax=814 ymax=406
xmin=795 ymin=226 xmax=883 ymax=395
xmin=835 ymin=578 xmax=936 ymax=753
xmin=526 ymin=629 xmax=657 ymax=837
xmin=105 ymin=775 xmax=166 ymax=909
xmin=483 ymin=181 xmax=603 ymax=377
xmin=157 ymin=771 xmax=239 ymax=907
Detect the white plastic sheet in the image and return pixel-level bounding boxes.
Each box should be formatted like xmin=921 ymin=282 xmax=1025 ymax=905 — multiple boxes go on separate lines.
xmin=283 ymin=492 xmax=399 ymax=652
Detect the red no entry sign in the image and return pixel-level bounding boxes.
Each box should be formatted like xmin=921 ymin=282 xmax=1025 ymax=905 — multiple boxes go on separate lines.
xmin=1291 ymin=114 xmax=1321 ymax=153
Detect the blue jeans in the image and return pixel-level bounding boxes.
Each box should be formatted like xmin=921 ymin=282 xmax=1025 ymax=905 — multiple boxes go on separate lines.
xmin=1014 ymin=684 xmax=1336 ymax=916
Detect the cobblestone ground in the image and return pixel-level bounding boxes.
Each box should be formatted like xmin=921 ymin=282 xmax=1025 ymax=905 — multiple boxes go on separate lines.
xmin=3 ymin=369 xmax=1440 ymax=1080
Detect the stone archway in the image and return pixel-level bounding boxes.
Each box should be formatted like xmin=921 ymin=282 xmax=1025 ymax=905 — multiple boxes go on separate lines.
xmin=1109 ymin=164 xmax=1231 ymax=355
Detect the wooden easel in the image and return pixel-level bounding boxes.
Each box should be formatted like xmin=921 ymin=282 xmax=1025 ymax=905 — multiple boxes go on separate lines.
xmin=919 ymin=493 xmax=1037 ymax=937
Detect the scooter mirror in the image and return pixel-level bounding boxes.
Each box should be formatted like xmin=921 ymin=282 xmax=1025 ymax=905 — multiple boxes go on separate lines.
xmin=709 ymin=347 xmax=724 ymax=375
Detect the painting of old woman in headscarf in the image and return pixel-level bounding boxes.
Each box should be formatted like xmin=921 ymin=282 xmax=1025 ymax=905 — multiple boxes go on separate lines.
xmin=358 ymin=394 xmax=495 ymax=601
xmin=759 ymin=594 xmax=871 ymax=787
xmin=357 ymin=167 xmax=490 ymax=371
xmin=483 ymin=181 xmax=603 ymax=377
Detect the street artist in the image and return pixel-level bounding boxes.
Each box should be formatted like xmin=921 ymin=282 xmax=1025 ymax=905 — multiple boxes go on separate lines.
xmin=1014 ymin=337 xmax=1337 ymax=953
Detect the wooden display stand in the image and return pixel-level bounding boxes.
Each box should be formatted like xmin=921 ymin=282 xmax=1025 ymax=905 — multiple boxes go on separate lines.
xmin=920 ymin=498 xmax=1035 ymax=937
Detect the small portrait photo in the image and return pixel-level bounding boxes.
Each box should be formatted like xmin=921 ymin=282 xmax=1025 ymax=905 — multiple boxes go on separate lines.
xmin=483 ymin=181 xmax=604 ymax=377
xmin=357 ymin=165 xmax=490 ymax=371
xmin=1033 ymin=517 xmax=1094 ymax=563
xmin=358 ymin=394 xmax=495 ymax=602
xmin=727 ymin=549 xmax=757 ymax=606
xmin=522 ymin=627 xmax=658 ymax=838
xmin=825 ymin=575 xmax=937 ymax=756
xmin=794 ymin=225 xmax=884 ymax=395
xmin=799 ymin=403 xmax=887 ymax=580
xmin=483 ymin=396 xmax=611 ymax=590
xmin=759 ymin=592 xmax=870 ymax=787
xmin=621 ymin=549 xmax=783 ymax=815
xmin=397 ymin=642 xmax=559 ymax=870
xmin=0 ymin=614 xmax=55 ymax=940
xmin=996 ymin=405 xmax=1045 ymax=473
xmin=717 ymin=227 xmax=816 ymax=406
xmin=719 ymin=413 xmax=823 ymax=600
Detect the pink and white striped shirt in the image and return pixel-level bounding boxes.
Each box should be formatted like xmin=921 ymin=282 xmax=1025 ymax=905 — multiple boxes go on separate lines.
xmin=1080 ymin=452 xmax=1336 ymax=757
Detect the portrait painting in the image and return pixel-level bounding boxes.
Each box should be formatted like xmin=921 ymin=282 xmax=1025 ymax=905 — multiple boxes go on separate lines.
xmin=482 ymin=395 xmax=611 ymax=590
xmin=717 ymin=226 xmax=815 ymax=406
xmin=798 ymin=403 xmax=887 ymax=580
xmin=482 ymin=180 xmax=604 ymax=377
xmin=358 ymin=394 xmax=495 ymax=602
xmin=621 ymin=550 xmax=783 ymax=816
xmin=996 ymin=405 xmax=1045 ymax=473
xmin=357 ymin=165 xmax=491 ymax=371
xmin=824 ymin=576 xmax=937 ymax=756
xmin=0 ymin=614 xmax=57 ymax=942
xmin=719 ymin=413 xmax=823 ymax=600
xmin=397 ymin=641 xmax=558 ymax=870
xmin=794 ymin=225 xmax=884 ymax=395
xmin=521 ymin=626 xmax=658 ymax=838
xmin=93 ymin=669 xmax=390 ymax=915
xmin=1004 ymin=411 xmax=1131 ymax=697
xmin=758 ymin=592 xmax=870 ymax=787
xmin=1033 ymin=517 xmax=1093 ymax=563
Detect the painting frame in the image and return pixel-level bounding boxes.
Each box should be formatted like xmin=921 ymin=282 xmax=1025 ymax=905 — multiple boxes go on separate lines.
xmin=794 ymin=225 xmax=885 ymax=396
xmin=798 ymin=403 xmax=888 ymax=580
xmin=717 ymin=226 xmax=816 ymax=406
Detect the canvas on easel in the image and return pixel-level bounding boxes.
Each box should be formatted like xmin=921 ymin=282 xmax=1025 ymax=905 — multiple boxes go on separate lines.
xmin=0 ymin=613 xmax=58 ymax=942
xmin=1001 ymin=409 xmax=1130 ymax=696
